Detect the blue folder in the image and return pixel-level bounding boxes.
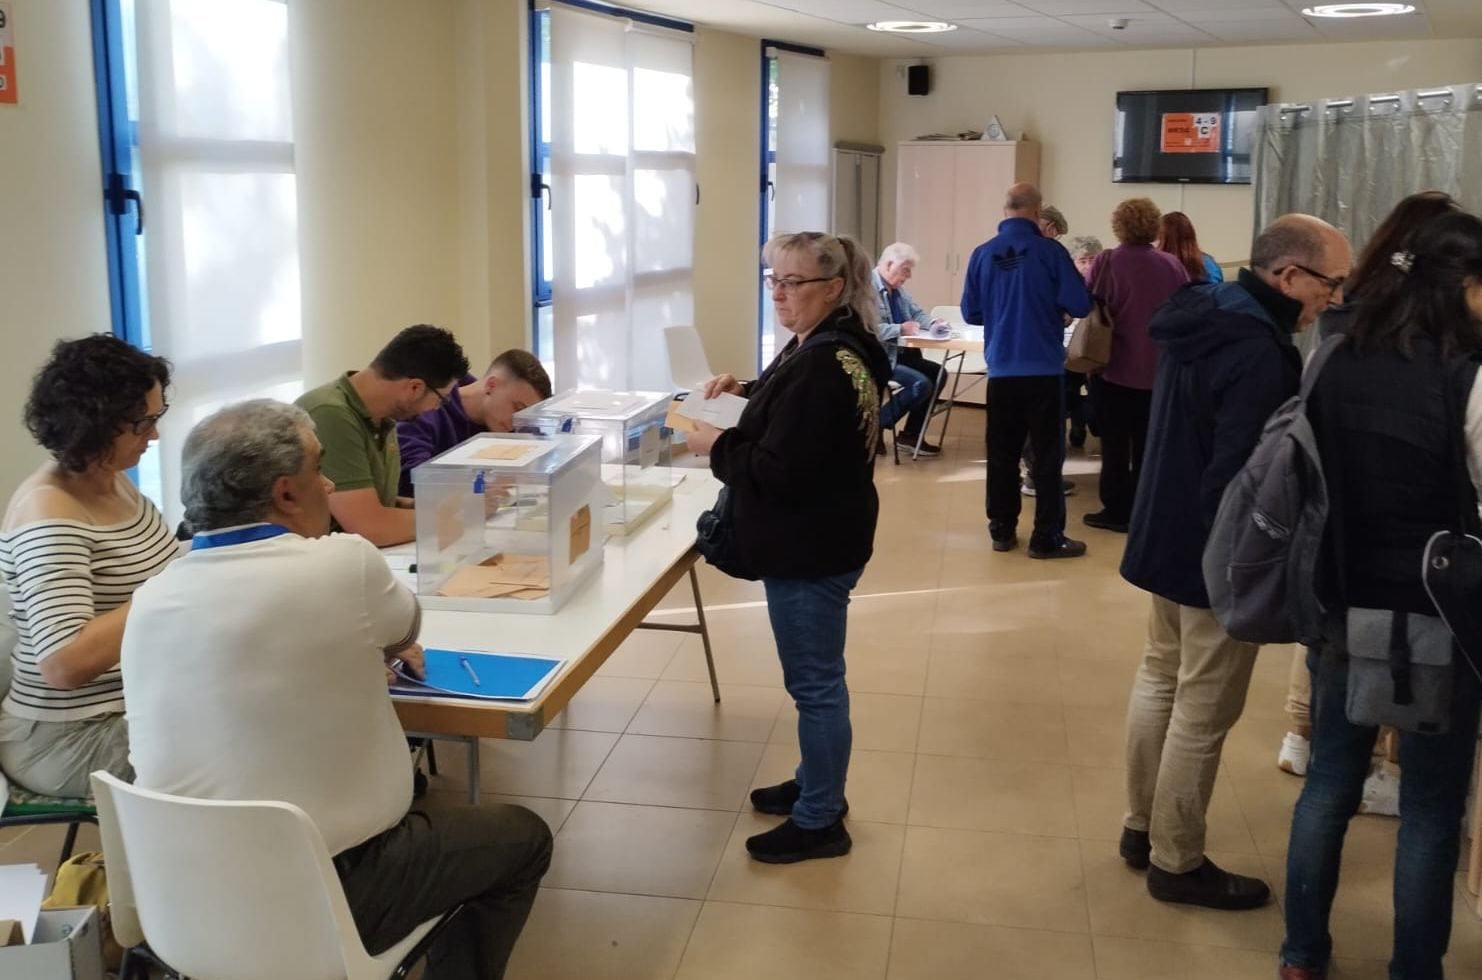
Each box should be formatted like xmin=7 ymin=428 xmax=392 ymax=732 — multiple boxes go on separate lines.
xmin=390 ymin=648 xmax=564 ymax=702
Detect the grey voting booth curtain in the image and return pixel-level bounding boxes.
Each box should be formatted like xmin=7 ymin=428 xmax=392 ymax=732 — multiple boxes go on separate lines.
xmin=1253 ymin=83 xmax=1482 ymax=354
xmin=1254 ymin=83 xmax=1482 ymax=246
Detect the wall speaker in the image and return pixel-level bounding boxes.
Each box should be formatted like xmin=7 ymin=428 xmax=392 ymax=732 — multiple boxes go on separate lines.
xmin=907 ymin=64 xmax=930 ymax=97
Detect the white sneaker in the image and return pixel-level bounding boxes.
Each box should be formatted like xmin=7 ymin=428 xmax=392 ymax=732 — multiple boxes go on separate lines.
xmin=1359 ymin=768 xmax=1400 ymax=817
xmin=1277 ymin=732 xmax=1310 ymax=776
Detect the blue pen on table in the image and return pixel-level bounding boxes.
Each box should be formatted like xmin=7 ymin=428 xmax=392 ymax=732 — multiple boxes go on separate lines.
xmin=460 ymin=655 xmax=482 ymax=687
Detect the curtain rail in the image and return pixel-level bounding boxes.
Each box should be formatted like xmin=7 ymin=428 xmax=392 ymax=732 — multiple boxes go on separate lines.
xmin=1277 ymin=85 xmax=1482 ymax=116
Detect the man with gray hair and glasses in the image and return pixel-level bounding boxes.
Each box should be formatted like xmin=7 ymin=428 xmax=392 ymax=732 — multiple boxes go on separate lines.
xmin=121 ymin=399 xmax=552 ymax=980
xmin=1117 ymin=215 xmax=1350 ymax=912
xmin=873 ymin=241 xmax=948 ymax=455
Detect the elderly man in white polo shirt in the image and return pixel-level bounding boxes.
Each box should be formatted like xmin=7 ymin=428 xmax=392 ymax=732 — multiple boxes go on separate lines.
xmin=122 ymin=400 xmax=551 ymax=980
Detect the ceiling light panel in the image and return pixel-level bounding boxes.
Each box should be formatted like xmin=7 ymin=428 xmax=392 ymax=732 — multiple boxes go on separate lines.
xmin=1301 ymin=3 xmax=1417 ymax=16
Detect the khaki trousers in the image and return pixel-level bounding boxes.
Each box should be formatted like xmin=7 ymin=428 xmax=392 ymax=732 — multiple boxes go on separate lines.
xmin=1284 ymin=647 xmax=1312 ymax=732
xmin=1124 ymin=595 xmax=1258 ymax=874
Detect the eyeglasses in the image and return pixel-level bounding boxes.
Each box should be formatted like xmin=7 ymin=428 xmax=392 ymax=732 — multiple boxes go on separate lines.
xmin=1281 ymin=263 xmax=1346 ymax=295
xmin=419 ymin=380 xmax=449 ymax=407
xmin=127 ymin=402 xmax=169 ymax=435
xmin=764 ymin=275 xmax=837 ymax=293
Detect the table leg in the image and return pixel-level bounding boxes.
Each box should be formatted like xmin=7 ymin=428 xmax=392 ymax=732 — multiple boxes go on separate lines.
xmin=929 ymin=350 xmax=968 ymax=455
xmin=466 ymin=736 xmax=481 ymax=806
xmin=909 ymin=350 xmax=961 ymax=461
xmin=636 ymin=561 xmax=722 ymax=703
xmin=690 ymin=566 xmax=720 ymax=703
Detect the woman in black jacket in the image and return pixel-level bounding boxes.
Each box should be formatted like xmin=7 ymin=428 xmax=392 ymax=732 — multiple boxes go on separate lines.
xmin=1279 ymin=211 xmax=1482 ymax=980
xmin=686 ymin=231 xmax=891 ymax=864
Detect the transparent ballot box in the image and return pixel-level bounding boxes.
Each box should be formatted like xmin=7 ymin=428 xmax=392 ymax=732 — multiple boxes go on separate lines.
xmin=512 ymin=390 xmax=675 ymax=535
xmin=411 ymin=432 xmax=604 ymax=614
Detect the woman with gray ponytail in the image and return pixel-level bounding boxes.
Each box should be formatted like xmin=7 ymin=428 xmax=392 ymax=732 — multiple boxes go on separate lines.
xmin=685 ymin=231 xmax=892 ymax=863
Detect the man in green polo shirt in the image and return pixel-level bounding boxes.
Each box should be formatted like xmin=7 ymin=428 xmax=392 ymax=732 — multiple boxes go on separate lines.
xmin=296 ymin=324 xmax=469 ymax=546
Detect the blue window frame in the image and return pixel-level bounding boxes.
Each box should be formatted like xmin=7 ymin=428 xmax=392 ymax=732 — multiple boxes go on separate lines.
xmin=90 ymin=0 xmax=148 ymax=350
xmin=530 ymin=5 xmax=551 ymax=317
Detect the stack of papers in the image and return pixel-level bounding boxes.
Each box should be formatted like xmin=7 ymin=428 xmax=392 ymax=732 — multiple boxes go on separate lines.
xmin=671 ymin=393 xmax=747 ymax=430
xmin=436 ymin=553 xmax=551 ymax=601
xmin=0 ymin=864 xmax=48 ymax=944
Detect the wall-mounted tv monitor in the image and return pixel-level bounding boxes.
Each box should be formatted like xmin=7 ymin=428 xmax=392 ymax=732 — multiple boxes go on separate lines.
xmin=1113 ymin=88 xmax=1269 ymax=185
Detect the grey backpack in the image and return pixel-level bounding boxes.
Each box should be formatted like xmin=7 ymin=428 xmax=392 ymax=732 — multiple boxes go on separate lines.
xmin=1202 ymin=334 xmax=1344 ymax=645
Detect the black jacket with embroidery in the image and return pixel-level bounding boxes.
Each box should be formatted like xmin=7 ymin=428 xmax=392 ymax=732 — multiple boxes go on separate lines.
xmin=709 ymin=307 xmax=892 ymax=579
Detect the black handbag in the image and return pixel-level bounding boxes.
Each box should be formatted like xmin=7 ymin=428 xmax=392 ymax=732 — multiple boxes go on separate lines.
xmin=695 ymin=328 xmax=877 ymax=581
xmin=1421 ymin=357 xmax=1482 ymax=693
xmin=696 ymin=485 xmax=754 ymax=580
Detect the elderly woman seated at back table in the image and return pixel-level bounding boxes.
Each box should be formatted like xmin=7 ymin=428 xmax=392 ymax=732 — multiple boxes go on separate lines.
xmin=0 ymin=335 xmax=176 ymax=798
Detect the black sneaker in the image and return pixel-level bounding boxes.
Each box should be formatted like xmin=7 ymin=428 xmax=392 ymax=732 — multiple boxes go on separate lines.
xmin=991 ymin=535 xmax=1019 ymax=553
xmin=899 ymin=433 xmax=942 ymax=457
xmin=875 ymin=438 xmax=887 ymax=457
xmin=1084 ymin=511 xmax=1129 ymax=533
xmin=746 ymin=817 xmax=852 ymax=864
xmin=1146 ymin=857 xmax=1271 ymax=910
xmin=1119 ymin=827 xmax=1150 ymax=870
xmin=749 ymin=779 xmax=848 ymax=818
xmin=1027 ymin=537 xmax=1087 ymax=560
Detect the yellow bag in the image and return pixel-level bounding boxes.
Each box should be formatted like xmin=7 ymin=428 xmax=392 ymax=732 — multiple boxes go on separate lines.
xmin=43 ymin=851 xmax=125 ymax=968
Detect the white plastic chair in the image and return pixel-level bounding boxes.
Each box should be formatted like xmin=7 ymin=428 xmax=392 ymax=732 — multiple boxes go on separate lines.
xmin=663 ymin=325 xmax=715 ymax=391
xmin=90 ymin=772 xmax=458 ymax=980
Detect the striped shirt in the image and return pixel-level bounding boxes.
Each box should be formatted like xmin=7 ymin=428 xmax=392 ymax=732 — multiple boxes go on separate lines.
xmin=0 ymin=491 xmax=176 ymax=721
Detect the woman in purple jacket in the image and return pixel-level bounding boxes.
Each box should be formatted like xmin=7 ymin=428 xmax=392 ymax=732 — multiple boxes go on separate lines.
xmin=1083 ymin=199 xmax=1190 ymax=532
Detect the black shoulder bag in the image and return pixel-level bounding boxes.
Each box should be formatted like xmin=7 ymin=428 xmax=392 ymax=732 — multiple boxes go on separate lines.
xmin=1345 ymin=357 xmax=1482 ymax=733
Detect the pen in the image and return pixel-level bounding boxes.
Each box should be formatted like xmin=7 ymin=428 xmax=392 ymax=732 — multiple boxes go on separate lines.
xmin=460 ymin=655 xmax=481 ymax=687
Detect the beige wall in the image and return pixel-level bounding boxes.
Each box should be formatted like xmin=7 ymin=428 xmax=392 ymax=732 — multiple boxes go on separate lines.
xmin=0 ymin=1 xmax=112 ymax=493
xmin=831 ymin=51 xmax=881 ymax=147
xmin=693 ymin=28 xmax=762 ymax=378
xmin=878 ymin=38 xmax=1482 ymax=278
xmin=291 ymin=0 xmax=463 ymax=382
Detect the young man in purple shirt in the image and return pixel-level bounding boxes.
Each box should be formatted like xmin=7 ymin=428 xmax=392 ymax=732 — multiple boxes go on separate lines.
xmin=396 ymin=349 xmax=553 ymax=495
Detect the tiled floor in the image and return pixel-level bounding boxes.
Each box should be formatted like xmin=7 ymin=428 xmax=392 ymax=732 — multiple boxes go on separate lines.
xmin=2 ymin=409 xmax=1477 ymax=979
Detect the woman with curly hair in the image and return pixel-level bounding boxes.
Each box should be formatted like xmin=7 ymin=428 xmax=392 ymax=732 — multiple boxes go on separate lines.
xmin=0 ymin=335 xmax=177 ymax=797
xmin=1083 ymin=198 xmax=1190 ymax=533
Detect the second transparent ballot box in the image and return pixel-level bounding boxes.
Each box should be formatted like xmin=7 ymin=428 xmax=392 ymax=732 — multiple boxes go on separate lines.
xmin=512 ymin=390 xmax=675 ymax=535
xmin=411 ymin=432 xmax=604 ymax=614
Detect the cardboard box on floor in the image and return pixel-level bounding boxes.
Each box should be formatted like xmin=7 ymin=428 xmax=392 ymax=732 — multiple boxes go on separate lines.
xmin=0 ymin=906 xmax=104 ymax=979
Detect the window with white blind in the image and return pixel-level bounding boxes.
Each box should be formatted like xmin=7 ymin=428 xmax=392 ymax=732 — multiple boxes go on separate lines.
xmin=759 ymin=45 xmax=829 ymax=366
xmin=93 ymin=0 xmax=301 ymax=522
xmin=546 ymin=1 xmax=695 ymax=392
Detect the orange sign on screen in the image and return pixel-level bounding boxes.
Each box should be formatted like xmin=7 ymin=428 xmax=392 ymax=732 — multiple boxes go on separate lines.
xmin=1161 ymin=112 xmax=1219 ymax=154
xmin=0 ymin=2 xmax=16 ymax=106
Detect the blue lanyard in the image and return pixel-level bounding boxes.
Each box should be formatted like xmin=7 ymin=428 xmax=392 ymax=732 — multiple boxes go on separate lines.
xmin=191 ymin=523 xmax=292 ymax=550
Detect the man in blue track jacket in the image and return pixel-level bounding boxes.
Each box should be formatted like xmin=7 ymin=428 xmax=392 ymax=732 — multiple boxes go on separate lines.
xmin=961 ymin=183 xmax=1093 ymax=559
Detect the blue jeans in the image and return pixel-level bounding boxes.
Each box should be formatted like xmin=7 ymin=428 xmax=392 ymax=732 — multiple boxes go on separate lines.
xmin=881 ymin=363 xmax=932 ymax=434
xmin=763 ymin=568 xmax=864 ymax=829
xmin=1281 ymin=644 xmax=1482 ymax=979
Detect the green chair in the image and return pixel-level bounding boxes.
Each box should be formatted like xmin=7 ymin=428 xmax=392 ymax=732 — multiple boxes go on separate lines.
xmin=0 ymin=603 xmax=98 ymax=866
xmin=0 ymin=778 xmax=98 ymax=865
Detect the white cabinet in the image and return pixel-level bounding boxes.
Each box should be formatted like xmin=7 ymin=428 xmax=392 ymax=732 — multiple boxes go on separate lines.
xmin=894 ymin=140 xmax=1041 ymax=310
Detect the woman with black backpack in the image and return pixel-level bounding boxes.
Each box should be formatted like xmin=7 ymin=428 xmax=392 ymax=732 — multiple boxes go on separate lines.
xmin=1280 ymin=210 xmax=1482 ymax=980
xmin=684 ymin=232 xmax=891 ymax=864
